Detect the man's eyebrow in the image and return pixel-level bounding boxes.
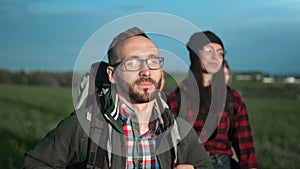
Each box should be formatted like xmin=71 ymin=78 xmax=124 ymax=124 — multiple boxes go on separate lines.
xmin=147 ymin=54 xmax=159 ymax=58
xmin=126 ymin=55 xmax=139 ymax=59
xmin=127 ymin=54 xmax=158 ymax=59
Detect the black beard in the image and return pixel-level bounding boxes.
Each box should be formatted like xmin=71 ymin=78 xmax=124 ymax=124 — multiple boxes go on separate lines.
xmin=129 ymin=87 xmax=150 ymax=103
xmin=128 ymin=77 xmax=160 ymax=103
xmin=115 ymin=75 xmax=163 ymax=104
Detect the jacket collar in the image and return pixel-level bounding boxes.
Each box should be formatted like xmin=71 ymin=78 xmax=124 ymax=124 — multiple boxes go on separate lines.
xmin=100 ymin=91 xmax=174 ymax=133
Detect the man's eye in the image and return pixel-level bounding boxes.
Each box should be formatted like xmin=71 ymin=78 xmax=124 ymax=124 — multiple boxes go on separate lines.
xmin=148 ymin=59 xmax=159 ymax=64
xmin=126 ymin=59 xmax=139 ymax=66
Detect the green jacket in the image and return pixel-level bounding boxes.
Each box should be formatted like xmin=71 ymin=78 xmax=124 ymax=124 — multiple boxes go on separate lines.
xmin=22 ymin=95 xmax=213 ymax=169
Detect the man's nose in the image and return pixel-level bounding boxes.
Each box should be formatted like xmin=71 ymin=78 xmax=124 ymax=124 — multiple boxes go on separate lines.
xmin=139 ymin=62 xmax=151 ymax=77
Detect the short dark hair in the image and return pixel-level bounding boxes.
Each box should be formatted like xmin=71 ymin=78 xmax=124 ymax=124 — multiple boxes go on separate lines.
xmin=107 ymin=27 xmax=149 ymax=65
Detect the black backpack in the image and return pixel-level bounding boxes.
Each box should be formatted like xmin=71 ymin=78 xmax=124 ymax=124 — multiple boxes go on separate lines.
xmin=75 ymin=61 xmax=111 ymax=169
xmin=225 ymin=86 xmax=235 ymax=141
xmin=226 ymin=87 xmax=241 ymax=169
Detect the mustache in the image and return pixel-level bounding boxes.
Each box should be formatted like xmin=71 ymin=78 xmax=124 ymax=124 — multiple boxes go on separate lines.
xmin=135 ymin=77 xmax=157 ymax=85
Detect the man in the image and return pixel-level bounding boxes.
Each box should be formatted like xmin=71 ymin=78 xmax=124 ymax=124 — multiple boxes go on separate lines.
xmin=167 ymin=31 xmax=259 ymax=169
xmin=22 ymin=27 xmax=213 ymax=169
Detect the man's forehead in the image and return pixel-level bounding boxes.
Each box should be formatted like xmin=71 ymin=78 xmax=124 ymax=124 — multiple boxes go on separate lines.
xmin=118 ymin=48 xmax=158 ymax=61
xmin=121 ymin=36 xmax=156 ymax=49
xmin=117 ymin=36 xmax=157 ymax=57
xmin=129 ymin=48 xmax=158 ymax=57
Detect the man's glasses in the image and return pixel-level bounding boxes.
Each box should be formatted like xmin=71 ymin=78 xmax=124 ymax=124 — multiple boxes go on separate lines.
xmin=202 ymin=45 xmax=226 ymax=58
xmin=112 ymin=56 xmax=164 ymax=71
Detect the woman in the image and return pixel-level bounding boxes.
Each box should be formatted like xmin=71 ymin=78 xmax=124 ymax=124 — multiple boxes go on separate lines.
xmin=167 ymin=31 xmax=259 ymax=169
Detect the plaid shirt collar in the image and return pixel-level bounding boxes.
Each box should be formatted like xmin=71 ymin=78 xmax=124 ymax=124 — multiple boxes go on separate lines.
xmin=119 ymin=99 xmax=161 ymax=169
xmin=119 ymin=100 xmax=161 ymax=136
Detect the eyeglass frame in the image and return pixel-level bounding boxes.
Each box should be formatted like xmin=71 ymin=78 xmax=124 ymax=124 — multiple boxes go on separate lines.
xmin=110 ymin=56 xmax=165 ymax=71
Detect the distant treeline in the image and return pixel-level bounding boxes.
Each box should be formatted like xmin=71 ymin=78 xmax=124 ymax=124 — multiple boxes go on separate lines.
xmin=0 ymin=69 xmax=73 ymax=87
xmin=1 ymin=69 xmax=299 ymax=100
xmin=0 ymin=69 xmax=184 ymax=89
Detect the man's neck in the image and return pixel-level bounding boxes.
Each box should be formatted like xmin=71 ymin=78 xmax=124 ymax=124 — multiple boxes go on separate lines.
xmin=118 ymin=95 xmax=155 ymax=134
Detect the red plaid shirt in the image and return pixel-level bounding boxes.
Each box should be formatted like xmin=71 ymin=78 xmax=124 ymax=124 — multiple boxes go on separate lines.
xmin=119 ymin=102 xmax=160 ymax=169
xmin=167 ymin=77 xmax=259 ymax=169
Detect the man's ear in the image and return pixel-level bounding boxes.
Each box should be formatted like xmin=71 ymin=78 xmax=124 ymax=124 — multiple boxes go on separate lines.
xmin=159 ymin=70 xmax=165 ymax=91
xmin=107 ymin=66 xmax=115 ymax=83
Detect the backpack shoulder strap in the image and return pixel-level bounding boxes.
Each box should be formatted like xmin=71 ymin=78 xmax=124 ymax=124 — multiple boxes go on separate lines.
xmin=86 ymin=111 xmax=109 ymax=169
xmin=226 ymin=87 xmax=235 ymax=141
xmin=74 ymin=61 xmax=111 ymax=169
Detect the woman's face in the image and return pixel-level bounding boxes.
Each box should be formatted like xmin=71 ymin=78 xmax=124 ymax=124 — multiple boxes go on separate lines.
xmin=198 ymin=43 xmax=224 ymax=74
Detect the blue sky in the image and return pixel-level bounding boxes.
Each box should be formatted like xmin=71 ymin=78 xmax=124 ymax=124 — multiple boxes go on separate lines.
xmin=1 ymin=0 xmax=300 ymax=75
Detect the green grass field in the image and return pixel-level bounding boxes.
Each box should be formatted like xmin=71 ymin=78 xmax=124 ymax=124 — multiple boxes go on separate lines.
xmin=0 ymin=84 xmax=299 ymax=169
xmin=245 ymin=97 xmax=300 ymax=169
xmin=0 ymin=84 xmax=73 ymax=169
